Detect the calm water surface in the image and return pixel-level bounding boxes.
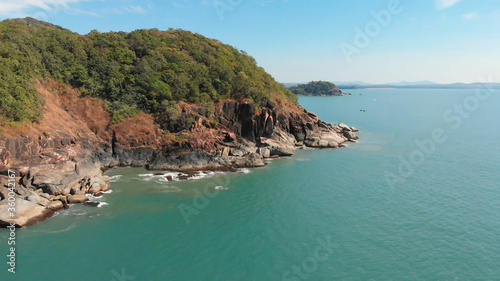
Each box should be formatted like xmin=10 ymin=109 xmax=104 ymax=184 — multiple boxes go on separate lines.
xmin=1 ymin=89 xmax=499 ymax=280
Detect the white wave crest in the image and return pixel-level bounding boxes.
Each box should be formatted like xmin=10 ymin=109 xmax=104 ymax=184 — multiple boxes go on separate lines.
xmin=215 ymin=185 xmax=229 ymax=190
xmin=109 ymin=175 xmax=122 ymax=182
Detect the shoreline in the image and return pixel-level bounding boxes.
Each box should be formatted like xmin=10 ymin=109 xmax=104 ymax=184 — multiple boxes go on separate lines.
xmin=0 ymin=121 xmax=359 ymax=228
xmin=0 ymin=80 xmax=359 ymax=228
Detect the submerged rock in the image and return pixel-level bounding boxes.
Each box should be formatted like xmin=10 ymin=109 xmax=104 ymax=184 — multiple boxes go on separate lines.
xmin=84 ymin=202 xmax=100 ymax=207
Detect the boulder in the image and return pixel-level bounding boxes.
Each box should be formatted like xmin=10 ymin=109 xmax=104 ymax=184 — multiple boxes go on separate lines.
xmin=90 ymin=177 xmax=106 ymax=187
xmin=31 ymin=162 xmax=75 ymax=186
xmin=0 ymin=199 xmax=55 ymax=227
xmin=260 ymin=129 xmax=296 ymax=157
xmin=318 ymin=140 xmax=329 ymax=147
xmin=62 ymin=186 xmax=72 ymax=196
xmin=67 ymin=194 xmax=89 ymax=204
xmin=70 ymin=187 xmax=80 ymax=195
xmin=305 ymin=128 xmax=345 ymax=148
xmin=343 ymin=131 xmax=359 ymax=141
xmin=234 ymin=152 xmax=266 ymax=167
xmin=89 ymin=183 xmax=101 ymax=194
xmin=38 ymin=197 xmax=51 ymax=207
xmin=100 ymin=183 xmax=109 ymax=192
xmin=60 ymin=196 xmax=69 ymax=209
xmin=338 ymin=122 xmax=351 ymax=131
xmin=258 ymin=147 xmax=271 ymax=158
xmin=84 ymin=202 xmax=100 ymax=207
xmin=47 ymin=200 xmax=64 ymax=211
xmin=351 ymin=127 xmax=359 ymax=132
xmin=101 ymin=176 xmax=111 ymax=182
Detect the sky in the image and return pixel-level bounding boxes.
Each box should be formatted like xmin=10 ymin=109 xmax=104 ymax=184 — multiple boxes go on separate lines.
xmin=0 ymin=0 xmax=499 ymax=84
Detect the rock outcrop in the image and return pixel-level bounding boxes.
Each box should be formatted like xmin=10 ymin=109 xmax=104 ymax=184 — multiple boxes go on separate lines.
xmin=0 ymin=79 xmax=358 ymax=227
xmin=0 ymin=198 xmax=54 ymax=227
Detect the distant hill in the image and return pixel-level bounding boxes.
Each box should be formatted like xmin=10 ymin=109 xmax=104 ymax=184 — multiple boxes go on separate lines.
xmin=288 ymin=81 xmax=350 ymax=96
xmin=386 ymin=81 xmax=439 ymax=86
xmin=336 ymin=81 xmax=500 ymax=89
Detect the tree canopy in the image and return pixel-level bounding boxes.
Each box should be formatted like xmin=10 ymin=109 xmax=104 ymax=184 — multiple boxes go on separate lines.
xmin=0 ymin=17 xmax=297 ymax=123
xmin=288 ymin=81 xmax=345 ymax=96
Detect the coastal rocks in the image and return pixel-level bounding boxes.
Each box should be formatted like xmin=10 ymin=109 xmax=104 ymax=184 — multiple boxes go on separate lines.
xmin=0 ymin=187 xmax=7 ymax=201
xmin=0 ymin=79 xmax=361 ymax=228
xmin=343 ymin=131 xmax=359 ymax=141
xmin=234 ymin=152 xmax=266 ymax=168
xmin=28 ymin=161 xmax=79 ymax=195
xmin=0 ymin=147 xmax=10 ymax=167
xmin=303 ymin=121 xmax=360 ymax=147
xmin=148 ymin=150 xmax=228 ymax=171
xmin=259 ymin=138 xmax=295 ymax=156
xmin=258 ymin=147 xmax=271 ymax=158
xmin=258 ymin=128 xmax=296 ymax=157
xmin=37 ymin=197 xmax=51 ymax=207
xmin=60 ymin=196 xmax=69 ymax=209
xmin=0 ymin=199 xmax=55 ymax=227
xmin=47 ymin=200 xmax=64 ymax=211
xmin=27 ymin=193 xmax=41 ymax=204
xmin=89 ymin=183 xmax=101 ymax=194
xmin=304 ymin=125 xmax=345 ymax=148
xmin=337 ymin=122 xmax=359 ymax=140
xmin=338 ymin=122 xmax=351 ymax=131
xmin=89 ymin=177 xmax=108 ymax=193
xmin=2 ymin=136 xmax=39 ymax=160
xmin=70 ymin=187 xmax=80 ymax=195
xmin=39 ymin=184 xmax=63 ymax=196
xmin=87 ymin=177 xmax=109 ymax=195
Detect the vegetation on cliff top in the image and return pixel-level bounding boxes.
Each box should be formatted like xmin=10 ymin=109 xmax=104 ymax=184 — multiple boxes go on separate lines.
xmin=0 ymin=17 xmax=297 ymax=123
xmin=288 ymin=81 xmax=346 ymax=96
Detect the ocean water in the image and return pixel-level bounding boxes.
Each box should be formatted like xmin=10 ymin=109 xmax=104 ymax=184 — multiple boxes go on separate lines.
xmin=1 ymin=88 xmax=500 ymax=280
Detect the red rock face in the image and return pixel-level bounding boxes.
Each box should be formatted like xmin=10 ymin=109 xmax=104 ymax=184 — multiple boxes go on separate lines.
xmin=0 ymin=79 xmax=359 ymax=227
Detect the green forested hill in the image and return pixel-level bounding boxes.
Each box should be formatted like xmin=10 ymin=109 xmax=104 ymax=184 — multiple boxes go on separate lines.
xmin=0 ymin=17 xmax=297 ymax=123
xmin=288 ymin=81 xmax=346 ymax=96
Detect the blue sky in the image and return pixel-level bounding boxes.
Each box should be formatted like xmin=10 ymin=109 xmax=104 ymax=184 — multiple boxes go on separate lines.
xmin=1 ymin=0 xmax=499 ymax=84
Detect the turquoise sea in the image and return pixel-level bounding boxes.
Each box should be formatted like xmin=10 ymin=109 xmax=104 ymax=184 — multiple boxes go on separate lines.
xmin=1 ymin=88 xmax=500 ymax=280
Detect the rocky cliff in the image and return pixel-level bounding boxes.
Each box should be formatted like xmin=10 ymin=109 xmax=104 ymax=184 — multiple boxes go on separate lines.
xmin=0 ymin=79 xmax=358 ymax=227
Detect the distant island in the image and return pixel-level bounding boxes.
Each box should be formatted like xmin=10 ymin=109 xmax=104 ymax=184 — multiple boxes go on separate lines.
xmin=287 ymin=81 xmax=350 ymax=96
xmin=334 ymin=81 xmax=500 ymax=90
